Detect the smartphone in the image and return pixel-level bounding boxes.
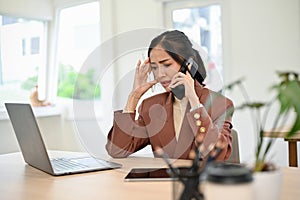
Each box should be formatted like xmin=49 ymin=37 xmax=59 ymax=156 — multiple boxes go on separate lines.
xmin=171 ymin=57 xmax=199 ymax=99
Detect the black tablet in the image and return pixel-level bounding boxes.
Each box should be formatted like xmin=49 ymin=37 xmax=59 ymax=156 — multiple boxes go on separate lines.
xmin=124 ymin=167 xmax=189 ymax=182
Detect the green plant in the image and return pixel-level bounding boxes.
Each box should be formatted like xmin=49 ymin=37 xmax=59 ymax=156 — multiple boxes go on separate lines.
xmin=21 ymin=75 xmax=38 ymax=90
xmin=21 ymin=66 xmax=39 ymax=90
xmin=226 ymin=71 xmax=300 ymax=172
xmin=57 ymin=63 xmax=101 ymax=99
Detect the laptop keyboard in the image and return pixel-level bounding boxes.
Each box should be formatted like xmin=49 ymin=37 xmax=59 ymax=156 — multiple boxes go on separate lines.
xmin=51 ymin=158 xmax=89 ymax=171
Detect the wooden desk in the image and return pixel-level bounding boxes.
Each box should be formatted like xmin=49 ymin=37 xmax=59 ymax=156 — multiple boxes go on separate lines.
xmin=0 ymin=152 xmax=187 ymax=200
xmin=264 ymin=127 xmax=300 ymax=167
xmin=0 ymin=152 xmax=300 ymax=200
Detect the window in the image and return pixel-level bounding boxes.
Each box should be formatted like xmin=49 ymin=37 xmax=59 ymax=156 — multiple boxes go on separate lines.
xmin=56 ymin=1 xmax=101 ymax=100
xmin=165 ymin=1 xmax=224 ymax=91
xmin=0 ymin=15 xmax=47 ymax=107
xmin=30 ymin=37 xmax=40 ymax=55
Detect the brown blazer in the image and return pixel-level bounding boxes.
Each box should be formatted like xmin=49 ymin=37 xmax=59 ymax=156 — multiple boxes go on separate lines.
xmin=106 ymin=83 xmax=234 ymax=161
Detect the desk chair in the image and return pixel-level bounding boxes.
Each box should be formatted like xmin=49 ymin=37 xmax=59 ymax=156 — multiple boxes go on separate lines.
xmin=226 ymin=129 xmax=240 ymax=163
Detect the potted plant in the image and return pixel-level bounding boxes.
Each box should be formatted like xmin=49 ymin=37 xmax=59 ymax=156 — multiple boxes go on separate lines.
xmin=225 ymin=71 xmax=300 ymax=200
xmin=226 ymin=71 xmax=300 ymax=171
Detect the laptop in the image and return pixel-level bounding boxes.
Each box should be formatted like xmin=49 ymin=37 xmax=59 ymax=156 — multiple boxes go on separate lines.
xmin=5 ymin=103 xmax=122 ymax=176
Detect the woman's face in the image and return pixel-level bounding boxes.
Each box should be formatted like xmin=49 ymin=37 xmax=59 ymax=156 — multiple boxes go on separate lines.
xmin=149 ymin=46 xmax=181 ymax=91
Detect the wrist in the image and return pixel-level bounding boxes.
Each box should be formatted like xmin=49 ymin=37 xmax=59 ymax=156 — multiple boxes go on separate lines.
xmin=187 ymin=91 xmax=200 ymax=106
xmin=189 ymin=97 xmax=201 ymax=109
xmin=124 ymin=93 xmax=140 ymax=112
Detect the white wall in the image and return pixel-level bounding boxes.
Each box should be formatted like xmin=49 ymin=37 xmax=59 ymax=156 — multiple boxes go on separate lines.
xmin=225 ymin=0 xmax=300 ymax=166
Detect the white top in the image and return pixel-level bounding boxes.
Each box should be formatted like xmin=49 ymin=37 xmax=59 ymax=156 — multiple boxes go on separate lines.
xmin=173 ymin=97 xmax=188 ymax=141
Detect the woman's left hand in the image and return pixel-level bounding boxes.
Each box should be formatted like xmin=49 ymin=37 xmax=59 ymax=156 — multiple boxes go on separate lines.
xmin=169 ymin=71 xmax=200 ymax=107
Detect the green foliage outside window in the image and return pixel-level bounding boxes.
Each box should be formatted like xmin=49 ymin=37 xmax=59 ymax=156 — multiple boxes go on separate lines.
xmin=57 ymin=64 xmax=101 ymax=99
xmin=21 ymin=76 xmax=38 ymax=90
xmin=21 ymin=66 xmax=38 ymax=90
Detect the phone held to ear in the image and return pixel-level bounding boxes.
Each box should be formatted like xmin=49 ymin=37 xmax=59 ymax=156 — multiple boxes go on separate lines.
xmin=171 ymin=57 xmax=199 ymax=100
xmin=171 ymin=84 xmax=185 ymax=100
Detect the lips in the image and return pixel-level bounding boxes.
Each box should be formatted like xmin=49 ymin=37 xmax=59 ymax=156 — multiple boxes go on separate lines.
xmin=160 ymin=80 xmax=171 ymax=88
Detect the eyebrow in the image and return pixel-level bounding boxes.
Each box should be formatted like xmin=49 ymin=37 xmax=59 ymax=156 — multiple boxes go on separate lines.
xmin=150 ymin=58 xmax=171 ymax=65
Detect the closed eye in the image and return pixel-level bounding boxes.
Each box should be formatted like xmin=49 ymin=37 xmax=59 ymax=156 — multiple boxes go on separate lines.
xmin=151 ymin=64 xmax=158 ymax=71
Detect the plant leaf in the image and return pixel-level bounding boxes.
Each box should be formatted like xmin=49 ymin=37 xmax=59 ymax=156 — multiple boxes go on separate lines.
xmin=272 ymin=76 xmax=300 ymax=137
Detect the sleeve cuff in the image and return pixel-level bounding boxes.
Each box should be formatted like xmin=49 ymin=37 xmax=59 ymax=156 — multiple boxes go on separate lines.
xmin=189 ymin=103 xmax=203 ymax=112
xmin=122 ymin=109 xmax=135 ymax=114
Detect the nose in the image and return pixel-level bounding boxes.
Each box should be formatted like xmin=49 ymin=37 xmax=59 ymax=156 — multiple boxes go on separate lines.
xmin=156 ymin=65 xmax=166 ymax=79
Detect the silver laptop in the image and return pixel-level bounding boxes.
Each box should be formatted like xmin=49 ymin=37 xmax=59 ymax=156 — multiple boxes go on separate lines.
xmin=5 ymin=103 xmax=122 ymax=176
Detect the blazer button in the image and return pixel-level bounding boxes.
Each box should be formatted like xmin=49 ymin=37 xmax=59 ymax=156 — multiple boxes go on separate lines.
xmin=193 ymin=113 xmax=200 ymax=119
xmin=196 ymin=120 xmax=202 ymax=126
xmin=200 ymin=127 xmax=206 ymax=133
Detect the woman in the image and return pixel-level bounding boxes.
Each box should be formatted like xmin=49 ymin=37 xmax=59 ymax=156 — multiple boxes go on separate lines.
xmin=106 ymin=30 xmax=234 ymax=161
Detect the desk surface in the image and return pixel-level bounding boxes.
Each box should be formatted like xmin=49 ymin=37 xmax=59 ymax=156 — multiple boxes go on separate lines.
xmin=1 ymin=152 xmax=300 ymax=200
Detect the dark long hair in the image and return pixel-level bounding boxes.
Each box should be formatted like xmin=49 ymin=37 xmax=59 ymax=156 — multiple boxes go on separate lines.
xmin=147 ymin=30 xmax=206 ymax=85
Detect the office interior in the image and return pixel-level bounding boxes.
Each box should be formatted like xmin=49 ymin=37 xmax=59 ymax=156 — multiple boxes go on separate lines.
xmin=0 ymin=0 xmax=299 ymax=168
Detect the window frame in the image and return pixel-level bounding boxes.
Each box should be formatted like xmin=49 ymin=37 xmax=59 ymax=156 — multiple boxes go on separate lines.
xmin=0 ymin=14 xmax=49 ymax=108
xmin=163 ymin=0 xmax=232 ymax=85
xmin=50 ymin=0 xmax=102 ymax=102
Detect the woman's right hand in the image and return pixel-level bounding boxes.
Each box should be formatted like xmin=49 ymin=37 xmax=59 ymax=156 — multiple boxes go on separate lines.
xmin=133 ymin=58 xmax=151 ymax=90
xmin=124 ymin=59 xmax=157 ymax=112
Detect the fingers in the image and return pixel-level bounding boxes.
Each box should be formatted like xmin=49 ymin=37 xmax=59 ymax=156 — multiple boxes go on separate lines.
xmin=186 ymin=70 xmax=193 ymax=79
xmin=135 ymin=59 xmax=142 ymax=71
xmin=136 ymin=58 xmax=151 ymax=73
xmin=141 ymin=58 xmax=151 ymax=73
xmin=170 ymin=72 xmax=196 ymax=101
xmin=170 ymin=79 xmax=184 ymax=89
xmin=142 ymin=57 xmax=150 ymax=65
xmin=169 ymin=72 xmax=187 ymax=88
xmin=133 ymin=58 xmax=152 ymax=90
